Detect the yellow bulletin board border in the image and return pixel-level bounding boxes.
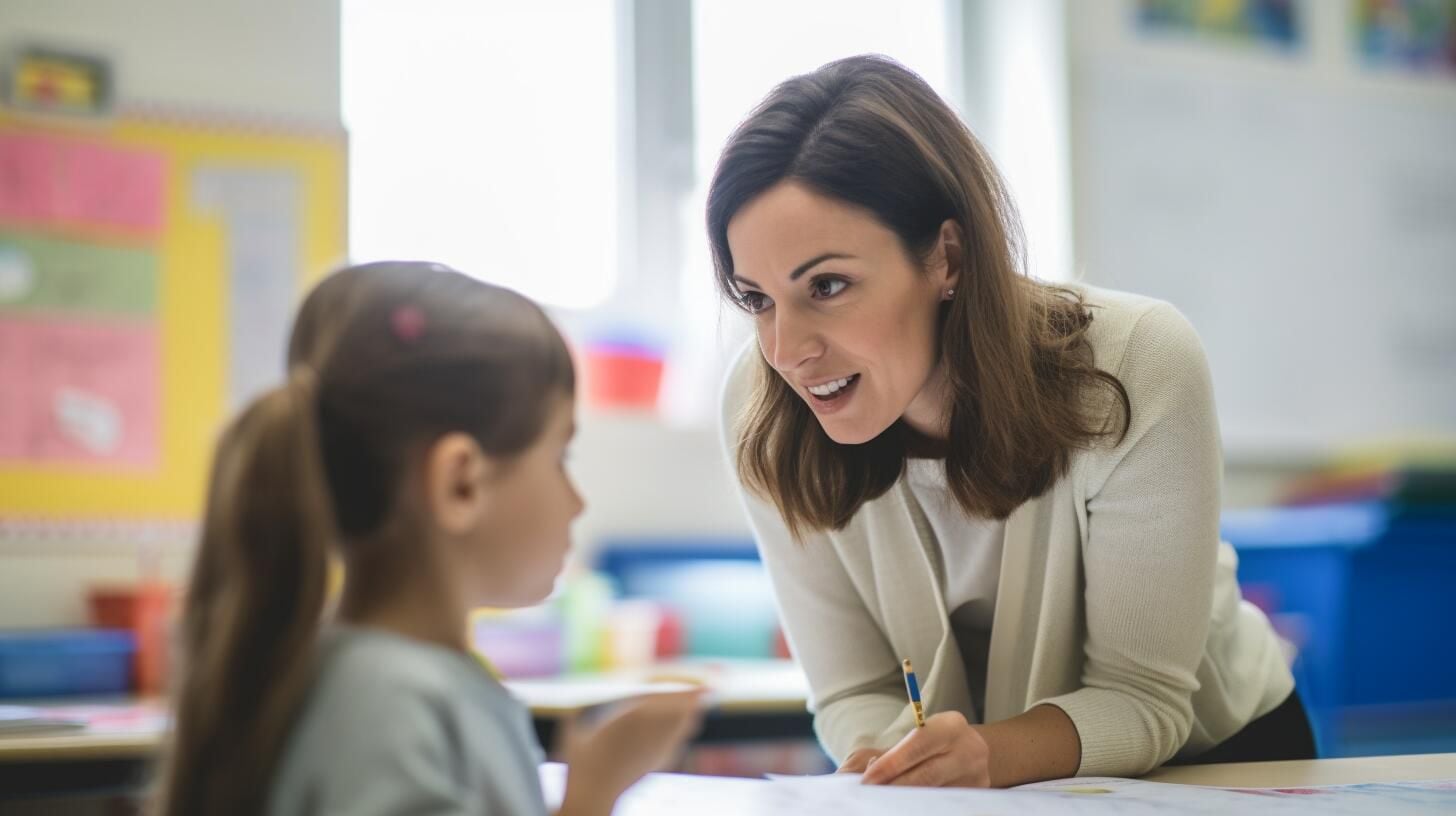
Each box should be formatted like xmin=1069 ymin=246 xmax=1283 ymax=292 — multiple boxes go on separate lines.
xmin=0 ymin=106 xmax=347 ymax=520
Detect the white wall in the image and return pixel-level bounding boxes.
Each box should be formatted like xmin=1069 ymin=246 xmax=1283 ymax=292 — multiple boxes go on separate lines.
xmin=1067 ymin=0 xmax=1456 ymax=460
xmin=571 ymin=412 xmax=752 ymax=552
xmin=0 ymin=0 xmax=340 ymax=125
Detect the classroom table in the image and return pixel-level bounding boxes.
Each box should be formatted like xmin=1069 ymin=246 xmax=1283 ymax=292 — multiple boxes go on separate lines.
xmin=510 ymin=657 xmax=815 ymax=747
xmin=533 ymin=754 xmax=1456 ymax=815
xmin=0 ymin=659 xmax=815 ymax=798
xmin=2 ymin=662 xmax=1453 ymax=808
xmin=1140 ymin=751 xmax=1456 ymax=787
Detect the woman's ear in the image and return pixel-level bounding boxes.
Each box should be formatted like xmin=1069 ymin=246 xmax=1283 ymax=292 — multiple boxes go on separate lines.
xmin=933 ymin=219 xmax=964 ymax=295
xmin=423 ymin=432 xmax=494 ymax=536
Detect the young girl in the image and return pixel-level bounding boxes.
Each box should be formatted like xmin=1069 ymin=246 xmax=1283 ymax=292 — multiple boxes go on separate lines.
xmin=156 ymin=261 xmax=702 ymax=816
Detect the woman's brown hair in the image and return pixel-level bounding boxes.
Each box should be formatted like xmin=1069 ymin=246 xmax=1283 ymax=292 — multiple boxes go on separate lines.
xmin=706 ymin=55 xmax=1129 ymax=537
xmin=154 ymin=262 xmax=574 ymax=816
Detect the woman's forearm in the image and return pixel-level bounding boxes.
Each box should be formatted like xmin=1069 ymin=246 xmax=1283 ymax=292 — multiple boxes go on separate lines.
xmin=977 ymin=704 xmax=1082 ymax=787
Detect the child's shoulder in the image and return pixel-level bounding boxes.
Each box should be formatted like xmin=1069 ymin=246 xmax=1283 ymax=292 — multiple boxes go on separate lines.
xmin=302 ymin=625 xmax=525 ymax=734
xmin=268 ymin=626 xmax=546 ymax=815
xmin=319 ymin=626 xmax=479 ymax=699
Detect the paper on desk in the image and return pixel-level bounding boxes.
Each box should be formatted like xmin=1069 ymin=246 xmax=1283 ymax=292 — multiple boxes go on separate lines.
xmin=0 ymin=705 xmax=85 ymax=735
xmin=504 ymin=678 xmax=701 ymax=713
xmin=764 ymin=772 xmax=863 ymax=784
xmin=765 ymin=773 xmax=1456 ymax=815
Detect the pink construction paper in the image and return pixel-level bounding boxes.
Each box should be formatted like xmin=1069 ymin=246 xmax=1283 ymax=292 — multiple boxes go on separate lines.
xmin=0 ymin=316 xmax=160 ymax=469
xmin=0 ymin=132 xmax=165 ymax=237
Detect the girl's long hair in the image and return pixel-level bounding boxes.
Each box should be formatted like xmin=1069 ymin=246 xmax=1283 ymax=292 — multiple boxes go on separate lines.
xmin=707 ymin=56 xmax=1129 ymax=537
xmin=154 ymin=262 xmax=574 ymax=815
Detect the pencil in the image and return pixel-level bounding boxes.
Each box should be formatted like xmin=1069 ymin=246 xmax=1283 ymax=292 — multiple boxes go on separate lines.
xmin=902 ymin=658 xmax=925 ymax=728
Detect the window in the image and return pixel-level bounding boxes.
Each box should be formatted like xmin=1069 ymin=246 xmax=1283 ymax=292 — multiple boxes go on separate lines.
xmin=692 ymin=0 xmax=955 ymax=182
xmin=342 ymin=0 xmax=620 ymax=309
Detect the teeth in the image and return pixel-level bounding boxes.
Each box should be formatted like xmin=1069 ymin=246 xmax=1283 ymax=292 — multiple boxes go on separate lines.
xmin=808 ymin=375 xmax=855 ymax=396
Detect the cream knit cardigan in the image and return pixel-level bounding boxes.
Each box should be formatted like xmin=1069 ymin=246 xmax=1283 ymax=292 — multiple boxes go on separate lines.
xmin=719 ymin=285 xmax=1293 ymax=777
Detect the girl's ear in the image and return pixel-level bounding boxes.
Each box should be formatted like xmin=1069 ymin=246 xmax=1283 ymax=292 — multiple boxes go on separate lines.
xmin=423 ymin=432 xmax=494 ymax=535
xmin=931 ymin=219 xmax=964 ymax=294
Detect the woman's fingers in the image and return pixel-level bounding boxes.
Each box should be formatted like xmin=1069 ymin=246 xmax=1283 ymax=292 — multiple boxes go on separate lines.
xmin=860 ymin=720 xmax=949 ymax=785
xmin=837 ymin=747 xmax=885 ymax=774
xmin=860 ymin=711 xmax=990 ymax=788
xmin=883 ymin=752 xmax=956 ymax=787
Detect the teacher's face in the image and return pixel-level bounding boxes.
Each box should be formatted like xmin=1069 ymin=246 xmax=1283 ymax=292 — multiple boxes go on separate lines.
xmin=726 ymin=182 xmax=955 ymax=445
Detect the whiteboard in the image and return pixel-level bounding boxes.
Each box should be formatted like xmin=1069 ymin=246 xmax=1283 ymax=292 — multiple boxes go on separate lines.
xmin=1070 ymin=5 xmax=1456 ymax=457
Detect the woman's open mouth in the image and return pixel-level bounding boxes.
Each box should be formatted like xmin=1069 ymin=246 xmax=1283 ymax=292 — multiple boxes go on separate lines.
xmin=806 ymin=373 xmax=860 ymax=406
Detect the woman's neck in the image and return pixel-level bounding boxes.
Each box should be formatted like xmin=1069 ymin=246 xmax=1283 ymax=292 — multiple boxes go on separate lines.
xmin=901 ymin=359 xmax=953 ymax=443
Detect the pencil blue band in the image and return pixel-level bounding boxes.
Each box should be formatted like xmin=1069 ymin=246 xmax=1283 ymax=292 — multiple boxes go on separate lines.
xmin=905 ymin=670 xmax=921 ymax=702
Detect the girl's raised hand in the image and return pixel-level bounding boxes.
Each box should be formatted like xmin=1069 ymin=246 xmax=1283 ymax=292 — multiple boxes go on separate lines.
xmin=859 ymin=711 xmax=991 ymax=788
xmin=558 ymin=689 xmax=706 ymax=816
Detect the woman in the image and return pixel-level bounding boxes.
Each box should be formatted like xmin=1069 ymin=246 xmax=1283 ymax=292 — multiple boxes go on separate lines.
xmin=710 ymin=55 xmax=1313 ymax=788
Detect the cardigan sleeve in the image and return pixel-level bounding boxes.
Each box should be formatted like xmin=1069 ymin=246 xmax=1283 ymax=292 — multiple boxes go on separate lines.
xmin=1036 ymin=303 xmax=1224 ymax=777
xmin=718 ymin=344 xmax=907 ymax=763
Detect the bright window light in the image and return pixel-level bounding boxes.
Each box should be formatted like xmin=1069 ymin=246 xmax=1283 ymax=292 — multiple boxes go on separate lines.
xmin=692 ymin=0 xmax=952 ymax=187
xmin=342 ymin=1 xmax=618 ymax=309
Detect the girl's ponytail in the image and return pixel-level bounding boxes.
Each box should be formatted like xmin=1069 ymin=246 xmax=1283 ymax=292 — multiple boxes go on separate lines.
xmin=156 ymin=261 xmax=576 ymax=814
xmin=156 ymin=367 xmax=335 ymax=816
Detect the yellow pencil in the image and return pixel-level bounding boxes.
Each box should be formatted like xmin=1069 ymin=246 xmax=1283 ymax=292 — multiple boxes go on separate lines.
xmin=902 ymin=658 xmax=925 ymax=728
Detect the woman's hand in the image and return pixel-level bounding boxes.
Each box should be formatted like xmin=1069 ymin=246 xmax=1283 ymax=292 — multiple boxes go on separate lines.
xmin=859 ymin=711 xmax=991 ymax=788
xmin=558 ymin=689 xmax=705 ymax=816
xmin=837 ymin=747 xmax=886 ymax=774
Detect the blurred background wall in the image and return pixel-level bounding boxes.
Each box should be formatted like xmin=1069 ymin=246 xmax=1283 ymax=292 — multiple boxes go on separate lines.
xmin=2 ymin=0 xmax=1452 ymax=617
xmin=1 ymin=0 xmax=1453 ymax=758
xmin=0 ymin=0 xmax=343 ymax=627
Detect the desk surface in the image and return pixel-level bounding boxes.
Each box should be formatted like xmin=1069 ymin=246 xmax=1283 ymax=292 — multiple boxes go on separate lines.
xmin=0 ymin=701 xmax=166 ymax=762
xmin=2 ymin=672 xmax=1452 ymax=789
xmin=539 ymin=755 xmax=1456 ymax=815
xmin=0 ymin=659 xmax=810 ymax=763
xmin=1141 ymin=751 xmax=1456 ymax=787
xmin=506 ymin=658 xmax=811 ymax=716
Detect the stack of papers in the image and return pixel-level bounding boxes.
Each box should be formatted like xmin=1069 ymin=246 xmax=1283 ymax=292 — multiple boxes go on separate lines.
xmin=0 ymin=705 xmax=86 ymax=736
xmin=765 ymin=773 xmax=1456 ymax=815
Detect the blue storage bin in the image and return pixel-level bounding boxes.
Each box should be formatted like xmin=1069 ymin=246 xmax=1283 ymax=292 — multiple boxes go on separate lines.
xmin=1222 ymin=502 xmax=1456 ymax=756
xmin=0 ymin=629 xmax=136 ymax=699
xmin=595 ymin=539 xmax=781 ymax=658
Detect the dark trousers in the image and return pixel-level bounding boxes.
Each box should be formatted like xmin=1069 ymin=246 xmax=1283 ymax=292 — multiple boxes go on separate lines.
xmin=1170 ymin=688 xmax=1318 ymax=766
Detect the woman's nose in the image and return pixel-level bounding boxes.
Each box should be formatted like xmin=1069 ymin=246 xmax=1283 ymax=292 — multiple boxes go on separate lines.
xmin=766 ymin=307 xmax=822 ymax=373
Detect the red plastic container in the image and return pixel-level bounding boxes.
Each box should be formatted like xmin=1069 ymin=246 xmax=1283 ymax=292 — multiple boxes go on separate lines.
xmin=583 ymin=345 xmax=664 ymax=410
xmin=87 ymin=582 xmax=173 ymax=695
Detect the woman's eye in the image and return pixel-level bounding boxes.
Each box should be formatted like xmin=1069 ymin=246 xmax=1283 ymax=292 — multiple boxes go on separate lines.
xmin=811 ymin=277 xmax=847 ymax=299
xmin=740 ymin=291 xmax=772 ymax=313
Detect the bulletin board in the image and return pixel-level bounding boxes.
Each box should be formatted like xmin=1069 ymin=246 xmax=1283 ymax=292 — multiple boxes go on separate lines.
xmin=0 ymin=107 xmax=347 ymax=519
xmin=1069 ymin=0 xmax=1456 ymax=458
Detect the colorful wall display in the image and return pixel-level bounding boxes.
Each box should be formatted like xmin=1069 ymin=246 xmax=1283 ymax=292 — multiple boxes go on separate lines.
xmin=0 ymin=108 xmax=346 ymax=518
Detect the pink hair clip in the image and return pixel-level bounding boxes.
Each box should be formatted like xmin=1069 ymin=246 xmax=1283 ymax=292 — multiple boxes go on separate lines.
xmin=390 ymin=304 xmax=427 ymax=343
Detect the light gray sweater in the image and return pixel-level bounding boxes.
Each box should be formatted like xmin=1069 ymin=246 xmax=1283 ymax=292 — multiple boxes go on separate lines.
xmin=267 ymin=626 xmax=548 ymax=816
xmin=720 ymin=285 xmax=1293 ymax=777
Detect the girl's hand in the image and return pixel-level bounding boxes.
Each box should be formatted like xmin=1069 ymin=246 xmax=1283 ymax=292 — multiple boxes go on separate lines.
xmin=837 ymin=747 xmax=886 ymax=774
xmin=859 ymin=711 xmax=991 ymax=788
xmin=558 ymin=689 xmax=705 ymax=816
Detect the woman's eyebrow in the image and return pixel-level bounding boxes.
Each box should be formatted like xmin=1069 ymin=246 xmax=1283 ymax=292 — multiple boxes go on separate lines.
xmin=733 ymin=253 xmax=855 ymax=289
xmin=788 ymin=253 xmax=854 ymax=281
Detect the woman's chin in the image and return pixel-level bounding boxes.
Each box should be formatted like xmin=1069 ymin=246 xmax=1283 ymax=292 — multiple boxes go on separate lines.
xmin=818 ymin=417 xmax=893 ymax=446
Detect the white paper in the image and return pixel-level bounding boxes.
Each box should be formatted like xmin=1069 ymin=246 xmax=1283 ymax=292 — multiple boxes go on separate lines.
xmin=763 ymin=774 xmax=1456 ymax=815
xmin=191 ymin=167 xmax=304 ymax=409
xmin=504 ymin=677 xmax=700 ymax=712
xmin=0 ymin=245 xmax=36 ymax=301
xmin=54 ymin=387 xmax=122 ymax=454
